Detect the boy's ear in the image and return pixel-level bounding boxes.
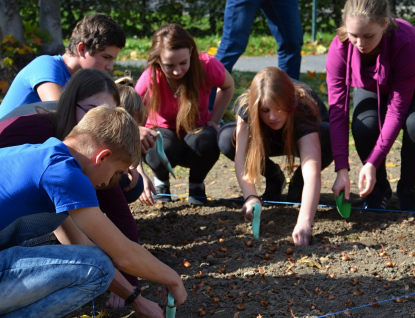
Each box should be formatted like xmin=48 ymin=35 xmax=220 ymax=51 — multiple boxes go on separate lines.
xmin=94 ymin=149 xmax=112 ymax=166
xmin=77 ymin=42 xmax=88 ymax=58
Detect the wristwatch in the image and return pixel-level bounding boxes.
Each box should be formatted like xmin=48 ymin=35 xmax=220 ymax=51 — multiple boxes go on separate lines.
xmin=125 ymin=287 xmax=142 ymax=305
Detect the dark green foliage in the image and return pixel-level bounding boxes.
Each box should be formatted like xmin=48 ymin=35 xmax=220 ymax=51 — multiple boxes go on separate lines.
xmin=14 ymin=0 xmax=415 ymax=38
xmin=1 ymin=20 xmax=52 ymax=78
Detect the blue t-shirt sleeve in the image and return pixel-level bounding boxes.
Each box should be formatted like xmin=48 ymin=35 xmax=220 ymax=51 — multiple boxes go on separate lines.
xmin=27 ymin=55 xmax=70 ymax=91
xmin=40 ymin=156 xmax=99 ymax=213
xmin=0 ymin=55 xmax=70 ymax=118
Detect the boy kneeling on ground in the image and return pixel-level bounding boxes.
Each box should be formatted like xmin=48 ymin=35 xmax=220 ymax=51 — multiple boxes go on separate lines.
xmin=0 ymin=106 xmax=187 ymax=317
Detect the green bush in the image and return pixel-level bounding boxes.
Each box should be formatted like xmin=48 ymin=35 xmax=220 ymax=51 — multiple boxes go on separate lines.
xmin=1 ymin=21 xmax=51 ymax=76
xmin=11 ymin=0 xmax=334 ymax=38
xmin=15 ymin=0 xmax=415 ymax=40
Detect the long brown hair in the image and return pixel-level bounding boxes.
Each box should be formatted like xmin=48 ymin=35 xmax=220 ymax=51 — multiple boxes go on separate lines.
xmin=49 ymin=68 xmax=120 ymax=140
xmin=337 ymin=0 xmax=397 ymax=42
xmin=145 ymin=23 xmax=208 ymax=136
xmin=238 ymin=66 xmax=320 ymax=188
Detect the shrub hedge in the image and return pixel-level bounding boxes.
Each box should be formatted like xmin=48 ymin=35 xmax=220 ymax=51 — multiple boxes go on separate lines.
xmin=17 ymin=0 xmax=415 ymax=39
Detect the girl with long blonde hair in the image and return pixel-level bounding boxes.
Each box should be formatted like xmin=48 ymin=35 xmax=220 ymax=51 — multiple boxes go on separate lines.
xmin=218 ymin=66 xmax=332 ymax=245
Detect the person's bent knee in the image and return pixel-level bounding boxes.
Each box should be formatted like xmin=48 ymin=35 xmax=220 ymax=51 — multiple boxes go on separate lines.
xmin=218 ymin=123 xmax=236 ymax=160
xmin=190 ymin=126 xmax=218 ymax=151
xmin=78 ymin=246 xmax=115 ymax=294
xmin=405 ymin=111 xmax=415 ymax=142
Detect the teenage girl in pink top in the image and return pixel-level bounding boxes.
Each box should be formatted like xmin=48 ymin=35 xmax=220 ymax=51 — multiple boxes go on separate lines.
xmin=327 ymin=0 xmax=415 ymax=211
xmin=135 ymin=24 xmax=234 ymax=205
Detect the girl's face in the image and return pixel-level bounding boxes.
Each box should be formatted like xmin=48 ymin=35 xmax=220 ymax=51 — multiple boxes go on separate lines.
xmin=159 ymin=48 xmax=191 ymax=80
xmin=75 ymin=91 xmax=117 ymax=122
xmin=258 ymin=102 xmax=288 ymax=131
xmin=345 ymin=16 xmax=388 ymax=54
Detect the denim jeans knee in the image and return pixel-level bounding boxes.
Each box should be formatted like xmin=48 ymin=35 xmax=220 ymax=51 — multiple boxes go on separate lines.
xmin=0 ymin=245 xmax=115 ymax=317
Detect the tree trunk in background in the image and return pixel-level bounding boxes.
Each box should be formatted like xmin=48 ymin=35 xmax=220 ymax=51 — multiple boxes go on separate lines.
xmin=0 ymin=0 xmax=35 ymax=72
xmin=388 ymin=0 xmax=397 ymax=15
xmin=139 ymin=0 xmax=150 ymax=35
xmin=0 ymin=0 xmax=25 ymax=42
xmin=39 ymin=0 xmax=64 ymax=55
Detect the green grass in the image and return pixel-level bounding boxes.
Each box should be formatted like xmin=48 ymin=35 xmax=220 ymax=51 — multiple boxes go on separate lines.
xmin=1 ymin=33 xmax=333 ymax=103
xmin=118 ymin=32 xmax=335 ymax=61
xmin=111 ymin=63 xmax=329 ymax=124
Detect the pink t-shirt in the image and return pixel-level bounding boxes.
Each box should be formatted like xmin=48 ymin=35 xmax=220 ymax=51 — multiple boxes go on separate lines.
xmin=135 ymin=53 xmax=225 ymax=130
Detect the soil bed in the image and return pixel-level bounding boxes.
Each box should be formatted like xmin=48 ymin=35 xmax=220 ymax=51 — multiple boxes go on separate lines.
xmin=66 ymin=141 xmax=415 ymax=318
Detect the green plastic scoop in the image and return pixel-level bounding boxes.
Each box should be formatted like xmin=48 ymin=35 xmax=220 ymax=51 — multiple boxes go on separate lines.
xmin=252 ymin=203 xmax=261 ymax=238
xmin=336 ymin=190 xmax=351 ymax=218
xmin=166 ymin=292 xmax=176 ymax=318
xmin=155 ymin=131 xmax=176 ymax=178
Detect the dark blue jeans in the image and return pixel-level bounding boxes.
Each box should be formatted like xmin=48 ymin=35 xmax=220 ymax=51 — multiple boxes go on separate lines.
xmin=217 ymin=0 xmax=303 ymax=78
xmin=0 ymin=245 xmax=114 ymax=317
xmin=209 ymin=0 xmax=303 ymax=111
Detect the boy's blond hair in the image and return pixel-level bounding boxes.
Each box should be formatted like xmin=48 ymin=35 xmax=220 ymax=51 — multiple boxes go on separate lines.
xmin=66 ymin=105 xmax=141 ymax=167
xmin=115 ymin=76 xmax=146 ymax=124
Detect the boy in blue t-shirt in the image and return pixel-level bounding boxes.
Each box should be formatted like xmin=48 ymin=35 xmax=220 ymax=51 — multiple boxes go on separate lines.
xmin=0 ymin=13 xmax=126 ymax=118
xmin=0 ymin=106 xmax=187 ymax=317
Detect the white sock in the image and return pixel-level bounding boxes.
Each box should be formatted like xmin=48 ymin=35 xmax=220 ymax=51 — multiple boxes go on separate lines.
xmin=154 ymin=176 xmax=170 ymax=187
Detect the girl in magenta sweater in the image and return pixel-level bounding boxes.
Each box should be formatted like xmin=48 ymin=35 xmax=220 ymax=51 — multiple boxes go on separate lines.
xmin=327 ymin=0 xmax=415 ymax=211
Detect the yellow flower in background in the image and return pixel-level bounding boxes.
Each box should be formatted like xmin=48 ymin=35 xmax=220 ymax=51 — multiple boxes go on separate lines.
xmin=319 ymin=82 xmax=327 ymax=95
xmin=207 ymin=47 xmax=218 ymax=56
xmin=113 ymin=70 xmax=124 ymax=76
xmin=316 ymin=44 xmax=327 ymax=55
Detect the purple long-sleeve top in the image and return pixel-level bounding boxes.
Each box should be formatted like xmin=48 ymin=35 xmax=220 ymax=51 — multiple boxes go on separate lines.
xmin=0 ymin=113 xmax=139 ymax=285
xmin=327 ymin=19 xmax=415 ymax=171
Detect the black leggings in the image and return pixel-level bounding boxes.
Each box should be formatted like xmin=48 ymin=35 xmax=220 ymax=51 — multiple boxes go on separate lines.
xmin=351 ymin=88 xmax=415 ymax=188
xmin=144 ymin=127 xmax=220 ymax=183
xmin=217 ymin=121 xmax=333 ymax=181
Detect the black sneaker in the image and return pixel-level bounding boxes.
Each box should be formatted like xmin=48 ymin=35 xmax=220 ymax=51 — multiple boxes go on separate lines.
xmin=262 ymin=164 xmax=286 ymax=202
xmin=153 ymin=184 xmax=171 ymax=202
xmin=188 ymin=187 xmax=207 ymax=205
xmin=397 ymin=185 xmax=415 ymax=211
xmin=363 ymin=182 xmax=392 ymax=211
